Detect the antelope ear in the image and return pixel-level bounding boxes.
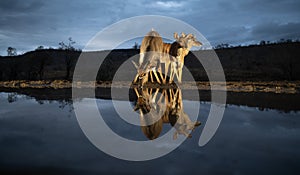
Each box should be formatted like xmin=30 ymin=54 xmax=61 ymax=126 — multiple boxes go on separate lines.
xmin=181 ymin=32 xmax=186 ymax=37
xmin=174 ymin=32 xmax=179 ymax=40
xmin=131 ymin=60 xmax=139 ymax=69
xmin=193 ymin=41 xmax=202 ymax=46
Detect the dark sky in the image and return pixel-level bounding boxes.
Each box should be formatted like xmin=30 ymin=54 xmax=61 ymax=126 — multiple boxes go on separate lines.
xmin=0 ymin=0 xmax=300 ymax=55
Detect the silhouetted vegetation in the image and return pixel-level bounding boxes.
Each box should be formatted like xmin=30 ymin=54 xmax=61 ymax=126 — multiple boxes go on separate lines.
xmin=132 ymin=42 xmax=140 ymax=50
xmin=35 ymin=46 xmax=44 ymax=50
xmin=7 ymin=47 xmax=17 ymax=56
xmin=0 ymin=40 xmax=299 ymax=81
xmin=214 ymin=43 xmax=231 ymax=49
xmin=58 ymin=37 xmax=80 ymax=80
xmin=214 ymin=38 xmax=298 ymax=49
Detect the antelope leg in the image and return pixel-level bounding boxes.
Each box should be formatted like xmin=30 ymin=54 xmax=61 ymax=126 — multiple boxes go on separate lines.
xmin=159 ymin=69 xmax=165 ymax=84
xmin=178 ymin=64 xmax=183 ymax=83
xmin=133 ymin=74 xmax=139 ymax=83
xmin=164 ymin=61 xmax=170 ymax=84
xmin=169 ymin=63 xmax=175 ymax=83
xmin=152 ymin=70 xmax=161 ymax=84
xmin=149 ymin=71 xmax=154 ymax=83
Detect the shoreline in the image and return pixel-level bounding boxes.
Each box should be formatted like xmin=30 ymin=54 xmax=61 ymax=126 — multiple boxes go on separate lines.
xmin=1 ymin=85 xmax=300 ymax=112
xmin=0 ymin=80 xmax=299 ymax=94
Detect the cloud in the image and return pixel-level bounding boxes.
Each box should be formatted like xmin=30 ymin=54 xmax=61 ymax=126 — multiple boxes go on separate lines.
xmin=204 ymin=22 xmax=300 ymax=46
xmin=153 ymin=1 xmax=184 ymax=9
xmin=250 ymin=22 xmax=300 ymax=41
xmin=0 ymin=0 xmax=300 ymax=55
xmin=0 ymin=0 xmax=44 ymax=12
xmin=207 ymin=26 xmax=251 ymax=46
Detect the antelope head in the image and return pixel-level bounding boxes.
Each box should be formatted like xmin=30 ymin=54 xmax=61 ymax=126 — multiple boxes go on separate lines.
xmin=132 ymin=60 xmax=153 ymax=87
xmin=174 ymin=32 xmax=202 ymax=50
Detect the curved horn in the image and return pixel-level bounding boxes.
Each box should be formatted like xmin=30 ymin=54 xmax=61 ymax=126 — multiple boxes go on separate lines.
xmin=187 ymin=33 xmax=193 ymax=38
xmin=181 ymin=32 xmax=186 ymax=37
xmin=132 ymin=60 xmax=139 ymax=69
xmin=174 ymin=32 xmax=179 ymax=40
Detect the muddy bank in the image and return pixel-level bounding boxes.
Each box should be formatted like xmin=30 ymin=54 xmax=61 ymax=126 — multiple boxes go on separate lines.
xmin=0 ymin=80 xmax=299 ymax=94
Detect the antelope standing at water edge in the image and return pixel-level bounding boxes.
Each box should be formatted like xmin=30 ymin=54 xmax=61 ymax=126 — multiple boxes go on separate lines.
xmin=171 ymin=32 xmax=202 ymax=83
xmin=132 ymin=30 xmax=202 ymax=86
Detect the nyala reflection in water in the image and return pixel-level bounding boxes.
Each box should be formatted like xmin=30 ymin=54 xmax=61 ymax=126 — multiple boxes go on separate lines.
xmin=133 ymin=87 xmax=201 ymax=140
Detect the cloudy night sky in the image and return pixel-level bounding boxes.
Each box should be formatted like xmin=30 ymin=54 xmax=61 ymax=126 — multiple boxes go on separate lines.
xmin=0 ymin=0 xmax=300 ymax=55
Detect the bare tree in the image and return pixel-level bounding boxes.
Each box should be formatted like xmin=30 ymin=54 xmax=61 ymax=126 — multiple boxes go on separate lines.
xmin=59 ymin=37 xmax=76 ymax=51
xmin=35 ymin=45 xmax=44 ymax=50
xmin=7 ymin=47 xmax=17 ymax=56
xmin=132 ymin=42 xmax=139 ymax=49
xmin=59 ymin=37 xmax=76 ymax=80
xmin=259 ymin=40 xmax=266 ymax=45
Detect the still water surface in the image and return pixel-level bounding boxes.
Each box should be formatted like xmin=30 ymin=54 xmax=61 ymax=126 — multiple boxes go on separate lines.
xmin=0 ymin=92 xmax=299 ymax=175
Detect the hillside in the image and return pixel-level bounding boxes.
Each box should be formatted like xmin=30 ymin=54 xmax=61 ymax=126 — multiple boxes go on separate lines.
xmin=0 ymin=42 xmax=299 ymax=81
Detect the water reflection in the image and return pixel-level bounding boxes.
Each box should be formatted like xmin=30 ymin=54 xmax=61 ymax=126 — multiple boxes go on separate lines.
xmin=133 ymin=87 xmax=201 ymax=140
xmin=7 ymin=92 xmax=18 ymax=103
xmin=4 ymin=91 xmax=74 ymax=112
xmin=1 ymin=87 xmax=300 ymax=112
xmin=0 ymin=90 xmax=300 ymax=174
